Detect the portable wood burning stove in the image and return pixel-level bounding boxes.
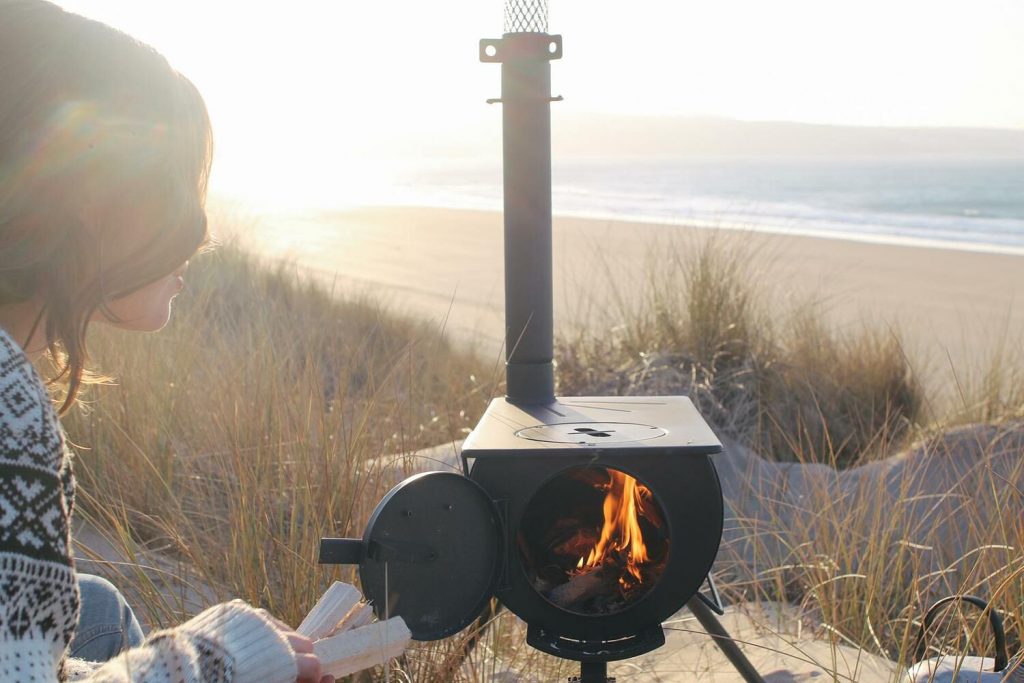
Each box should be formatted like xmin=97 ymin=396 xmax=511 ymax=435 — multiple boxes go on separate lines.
xmin=319 ymin=3 xmax=766 ymax=681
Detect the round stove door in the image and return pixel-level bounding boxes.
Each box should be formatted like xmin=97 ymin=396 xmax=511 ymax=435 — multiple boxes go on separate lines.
xmin=342 ymin=471 xmax=502 ymax=641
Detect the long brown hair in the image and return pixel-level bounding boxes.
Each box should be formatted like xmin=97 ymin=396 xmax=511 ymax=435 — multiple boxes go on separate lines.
xmin=0 ymin=0 xmax=213 ymax=412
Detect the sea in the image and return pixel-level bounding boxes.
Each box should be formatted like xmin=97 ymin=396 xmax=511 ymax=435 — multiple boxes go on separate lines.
xmin=377 ymin=157 xmax=1024 ymax=256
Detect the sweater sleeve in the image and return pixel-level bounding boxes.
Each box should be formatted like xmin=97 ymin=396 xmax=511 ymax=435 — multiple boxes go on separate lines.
xmin=0 ymin=330 xmax=298 ymax=683
xmin=65 ymin=602 xmax=298 ymax=683
xmin=0 ymin=332 xmax=80 ymax=680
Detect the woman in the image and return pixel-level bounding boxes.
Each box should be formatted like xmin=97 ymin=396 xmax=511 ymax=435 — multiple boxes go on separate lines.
xmin=0 ymin=2 xmax=332 ymax=681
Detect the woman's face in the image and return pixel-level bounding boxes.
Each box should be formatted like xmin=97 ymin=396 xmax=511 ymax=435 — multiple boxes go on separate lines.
xmin=95 ymin=261 xmax=187 ymax=332
xmin=83 ymin=197 xmax=204 ymax=333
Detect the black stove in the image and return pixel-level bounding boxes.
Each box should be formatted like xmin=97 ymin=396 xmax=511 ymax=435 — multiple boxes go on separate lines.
xmin=318 ymin=2 xmax=766 ymax=680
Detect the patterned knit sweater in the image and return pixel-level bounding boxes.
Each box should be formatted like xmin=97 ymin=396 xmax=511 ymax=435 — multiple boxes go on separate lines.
xmin=0 ymin=327 xmax=299 ymax=682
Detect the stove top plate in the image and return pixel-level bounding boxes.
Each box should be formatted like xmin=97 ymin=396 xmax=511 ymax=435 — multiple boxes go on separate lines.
xmin=463 ymin=395 xmax=722 ymax=455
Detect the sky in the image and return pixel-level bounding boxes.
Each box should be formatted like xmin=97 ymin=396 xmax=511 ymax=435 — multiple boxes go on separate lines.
xmin=53 ymin=0 xmax=1024 ymax=206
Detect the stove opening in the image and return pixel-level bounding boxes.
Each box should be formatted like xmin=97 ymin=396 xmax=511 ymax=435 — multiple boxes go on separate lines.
xmin=517 ymin=466 xmax=669 ymax=616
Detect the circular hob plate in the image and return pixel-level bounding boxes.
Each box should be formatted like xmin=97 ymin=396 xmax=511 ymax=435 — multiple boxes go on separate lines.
xmin=514 ymin=421 xmax=667 ymax=444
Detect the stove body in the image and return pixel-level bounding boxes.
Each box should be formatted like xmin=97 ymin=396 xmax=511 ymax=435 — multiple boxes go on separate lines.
xmin=464 ymin=395 xmax=723 ymax=661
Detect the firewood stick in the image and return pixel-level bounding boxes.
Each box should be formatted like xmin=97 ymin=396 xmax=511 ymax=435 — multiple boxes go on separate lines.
xmin=313 ymin=617 xmax=411 ymax=679
xmin=335 ymin=602 xmax=373 ymax=632
xmin=298 ymin=581 xmax=362 ymax=639
xmin=548 ymin=564 xmax=617 ymax=607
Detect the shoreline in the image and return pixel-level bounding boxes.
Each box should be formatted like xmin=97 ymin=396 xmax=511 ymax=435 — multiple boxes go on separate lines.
xmin=548 ymin=207 xmax=1024 ymax=258
xmin=211 ymin=193 xmax=1024 ymax=259
xmin=383 ymin=199 xmax=1024 ymax=259
xmin=219 ymin=203 xmax=1024 ymax=404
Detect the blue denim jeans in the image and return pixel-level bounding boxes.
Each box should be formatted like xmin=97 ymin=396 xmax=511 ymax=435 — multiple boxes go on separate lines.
xmin=70 ymin=574 xmax=145 ymax=662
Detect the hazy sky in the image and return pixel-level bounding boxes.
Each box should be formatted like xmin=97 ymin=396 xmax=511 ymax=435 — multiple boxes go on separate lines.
xmin=53 ymin=0 xmax=1024 ymax=205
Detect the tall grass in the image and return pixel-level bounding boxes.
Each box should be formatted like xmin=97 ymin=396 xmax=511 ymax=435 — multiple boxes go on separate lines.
xmin=726 ymin=425 xmax=1024 ymax=669
xmin=557 ymin=236 xmax=924 ymax=468
xmin=63 ymin=231 xmax=1023 ymax=681
xmin=64 ymin=243 xmax=495 ymax=627
xmin=945 ymin=335 xmax=1024 ymax=426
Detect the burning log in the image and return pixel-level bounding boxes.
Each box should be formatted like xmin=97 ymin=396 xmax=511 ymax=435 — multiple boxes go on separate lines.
xmin=547 ymin=555 xmax=625 ymax=610
xmin=300 ymin=581 xmax=411 ymax=677
xmin=550 ymin=527 xmax=599 ymax=560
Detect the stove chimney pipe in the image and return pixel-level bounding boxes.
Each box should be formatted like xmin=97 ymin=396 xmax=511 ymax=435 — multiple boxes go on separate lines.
xmin=481 ymin=0 xmax=562 ymax=405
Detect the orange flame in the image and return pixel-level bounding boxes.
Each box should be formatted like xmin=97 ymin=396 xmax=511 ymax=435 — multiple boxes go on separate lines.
xmin=578 ymin=470 xmax=651 ymax=585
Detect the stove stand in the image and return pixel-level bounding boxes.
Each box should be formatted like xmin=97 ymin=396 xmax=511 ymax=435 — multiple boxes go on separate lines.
xmin=569 ymin=661 xmax=613 ymax=683
xmin=686 ymin=595 xmax=766 ymax=683
xmin=557 ymin=607 xmax=764 ymax=683
xmin=563 ymin=604 xmax=765 ymax=683
xmin=554 ymin=576 xmax=764 ymax=683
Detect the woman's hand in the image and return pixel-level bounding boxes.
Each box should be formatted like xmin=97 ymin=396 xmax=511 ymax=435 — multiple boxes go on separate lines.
xmin=263 ymin=612 xmax=334 ymax=683
xmin=286 ymin=631 xmax=333 ymax=683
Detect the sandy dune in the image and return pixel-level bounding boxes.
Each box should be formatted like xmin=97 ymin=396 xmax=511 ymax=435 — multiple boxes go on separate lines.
xmin=221 ymin=204 xmax=1024 ymax=403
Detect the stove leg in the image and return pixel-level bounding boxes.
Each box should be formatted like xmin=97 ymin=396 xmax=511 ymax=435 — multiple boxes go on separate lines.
xmin=686 ymin=596 xmax=766 ymax=683
xmin=568 ymin=660 xmax=614 ymax=683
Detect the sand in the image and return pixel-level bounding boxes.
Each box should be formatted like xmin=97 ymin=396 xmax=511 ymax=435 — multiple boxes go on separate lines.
xmin=222 ymin=204 xmax=1024 ymax=403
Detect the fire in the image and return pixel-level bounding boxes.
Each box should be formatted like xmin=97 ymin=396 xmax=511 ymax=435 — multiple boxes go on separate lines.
xmin=577 ymin=470 xmax=652 ymax=586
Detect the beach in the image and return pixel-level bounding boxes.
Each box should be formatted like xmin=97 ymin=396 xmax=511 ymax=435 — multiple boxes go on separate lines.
xmin=223 ymin=204 xmax=1024 ymax=402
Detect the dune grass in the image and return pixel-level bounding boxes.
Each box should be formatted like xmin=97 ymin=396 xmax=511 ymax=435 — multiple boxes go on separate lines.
xmin=62 ymin=229 xmax=1023 ymax=681
xmin=556 ymin=236 xmax=924 ymax=468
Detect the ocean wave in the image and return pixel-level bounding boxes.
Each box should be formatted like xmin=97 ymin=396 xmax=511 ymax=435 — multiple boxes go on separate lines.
xmin=381 ymin=158 xmax=1024 ymax=256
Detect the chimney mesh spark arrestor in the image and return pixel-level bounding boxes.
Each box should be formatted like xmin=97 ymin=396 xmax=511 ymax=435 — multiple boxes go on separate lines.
xmin=318 ymin=2 xmax=767 ymax=682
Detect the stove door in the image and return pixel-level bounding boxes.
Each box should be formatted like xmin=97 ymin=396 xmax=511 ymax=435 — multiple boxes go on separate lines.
xmin=324 ymin=471 xmax=502 ymax=641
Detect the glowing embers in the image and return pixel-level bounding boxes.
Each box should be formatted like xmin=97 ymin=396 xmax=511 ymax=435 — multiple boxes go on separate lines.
xmin=518 ymin=467 xmax=669 ymax=616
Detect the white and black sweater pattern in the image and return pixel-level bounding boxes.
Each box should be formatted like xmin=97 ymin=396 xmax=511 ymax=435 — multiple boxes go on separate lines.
xmin=0 ymin=328 xmax=79 ymax=680
xmin=0 ymin=328 xmax=299 ymax=683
